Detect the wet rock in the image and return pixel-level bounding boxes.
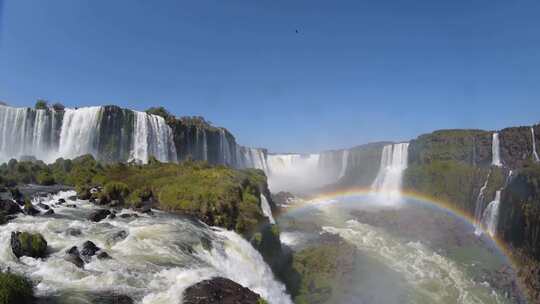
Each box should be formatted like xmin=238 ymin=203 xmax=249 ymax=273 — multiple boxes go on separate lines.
xmin=43 ymin=209 xmax=54 ymax=216
xmin=88 ymin=209 xmax=111 ymax=222
xmin=0 ymin=199 xmax=22 ymax=215
xmin=64 ymin=246 xmax=84 ymax=268
xmin=37 ymin=202 xmax=50 ymax=210
xmin=182 ymin=277 xmax=264 ymax=304
xmin=65 ymin=228 xmax=82 ymax=236
xmin=108 ymin=213 xmax=116 ymax=219
xmin=80 ymin=241 xmax=100 ymax=257
xmin=11 ymin=231 xmax=48 ymax=258
xmin=58 ymin=198 xmax=66 ymax=204
xmin=67 ymin=195 xmax=77 ymax=201
xmin=120 ymin=213 xmax=139 ymax=219
xmin=109 ymin=230 xmax=128 ymax=242
xmin=65 ymin=204 xmax=77 ymax=208
xmin=24 ymin=204 xmax=40 ymax=216
xmin=97 ymin=251 xmax=111 ymax=259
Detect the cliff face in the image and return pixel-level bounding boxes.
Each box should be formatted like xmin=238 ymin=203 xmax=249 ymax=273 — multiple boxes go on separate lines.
xmin=337 ymin=142 xmax=389 ymax=188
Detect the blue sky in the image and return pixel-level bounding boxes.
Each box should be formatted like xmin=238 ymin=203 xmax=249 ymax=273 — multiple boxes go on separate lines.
xmin=1 ymin=0 xmax=539 ymax=153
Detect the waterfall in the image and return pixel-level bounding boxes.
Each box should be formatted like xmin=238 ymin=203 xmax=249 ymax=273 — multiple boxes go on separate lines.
xmin=481 ymin=190 xmax=501 ymax=237
xmin=0 ymin=106 xmax=59 ymax=163
xmin=532 ymin=127 xmax=539 ymax=162
xmin=0 ymin=191 xmax=291 ymax=304
xmin=219 ymin=129 xmax=233 ymax=165
xmin=491 ymin=133 xmax=502 ymax=167
xmin=473 ymin=172 xmax=490 ymax=235
xmin=58 ymin=107 xmax=103 ymax=160
xmin=237 ymin=146 xmax=269 ymax=172
xmin=266 ymin=153 xmax=327 ymax=192
xmin=260 ymin=194 xmax=275 ymax=224
xmin=130 ymin=111 xmax=177 ymax=163
xmin=202 ymin=129 xmax=208 ymax=161
xmin=371 ymin=143 xmax=409 ymax=202
xmin=337 ymin=150 xmax=349 ymax=180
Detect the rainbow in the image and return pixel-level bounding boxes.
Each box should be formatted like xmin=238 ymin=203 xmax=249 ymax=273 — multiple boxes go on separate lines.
xmin=278 ymin=187 xmax=522 ymax=274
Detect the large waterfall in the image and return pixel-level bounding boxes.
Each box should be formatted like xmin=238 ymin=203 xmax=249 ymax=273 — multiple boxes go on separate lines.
xmin=236 ymin=146 xmax=269 ymax=172
xmin=481 ymin=190 xmax=501 ymax=237
xmin=491 ymin=133 xmax=502 ymax=167
xmin=265 ymin=154 xmax=325 ymax=192
xmin=371 ymin=143 xmax=409 ymax=202
xmin=130 ymin=111 xmax=177 ymax=163
xmin=260 ymin=194 xmax=276 ymax=224
xmin=337 ymin=150 xmax=349 ymax=180
xmin=473 ymin=172 xmax=490 ymax=235
xmin=532 ymin=127 xmax=539 ymax=162
xmin=0 ymin=105 xmax=177 ymax=164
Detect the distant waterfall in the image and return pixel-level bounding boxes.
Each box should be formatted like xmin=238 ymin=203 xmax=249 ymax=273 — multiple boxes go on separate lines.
xmin=260 ymin=194 xmax=275 ymax=224
xmin=371 ymin=143 xmax=409 ymax=202
xmin=266 ymin=154 xmax=324 ymax=192
xmin=219 ymin=129 xmax=233 ymax=165
xmin=481 ymin=190 xmax=501 ymax=237
xmin=0 ymin=106 xmax=59 ymax=162
xmin=130 ymin=111 xmax=177 ymax=163
xmin=58 ymin=107 xmax=103 ymax=160
xmin=532 ymin=127 xmax=539 ymax=162
xmin=337 ymin=150 xmax=349 ymax=179
xmin=473 ymin=172 xmax=490 ymax=235
xmin=237 ymin=146 xmax=268 ymax=172
xmin=491 ymin=133 xmax=502 ymax=167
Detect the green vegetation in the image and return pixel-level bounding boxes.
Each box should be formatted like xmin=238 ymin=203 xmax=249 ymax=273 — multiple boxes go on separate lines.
xmin=145 ymin=106 xmax=173 ymax=121
xmin=34 ymin=99 xmax=48 ymax=110
xmin=0 ymin=272 xmax=34 ymax=304
xmin=13 ymin=231 xmax=48 ymax=258
xmin=285 ymin=236 xmax=357 ymax=304
xmin=0 ymin=155 xmax=269 ymax=235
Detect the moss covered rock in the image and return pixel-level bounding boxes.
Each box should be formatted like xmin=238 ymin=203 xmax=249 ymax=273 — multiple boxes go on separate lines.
xmin=183 ymin=277 xmax=266 ymax=304
xmin=10 ymin=231 xmax=48 ymax=259
xmin=0 ymin=272 xmax=34 ymax=304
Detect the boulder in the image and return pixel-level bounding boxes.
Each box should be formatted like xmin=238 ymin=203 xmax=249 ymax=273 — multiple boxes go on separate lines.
xmin=182 ymin=277 xmax=265 ymax=304
xmin=65 ymin=228 xmax=82 ymax=236
xmin=43 ymin=209 xmax=54 ymax=216
xmin=0 ymin=199 xmax=22 ymax=215
xmin=80 ymin=241 xmax=100 ymax=257
xmin=23 ymin=205 xmax=40 ymax=216
xmin=97 ymin=252 xmax=111 ymax=259
xmin=37 ymin=202 xmax=50 ymax=210
xmin=64 ymin=246 xmax=84 ymax=268
xmin=88 ymin=209 xmax=111 ymax=222
xmin=10 ymin=231 xmax=47 ymax=258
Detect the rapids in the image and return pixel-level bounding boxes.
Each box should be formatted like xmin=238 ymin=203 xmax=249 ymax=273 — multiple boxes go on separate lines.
xmin=0 ymin=191 xmax=291 ymax=304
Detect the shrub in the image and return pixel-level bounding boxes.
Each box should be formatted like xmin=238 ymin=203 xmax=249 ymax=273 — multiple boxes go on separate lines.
xmin=0 ymin=272 xmax=34 ymax=304
xmin=35 ymin=99 xmax=48 ymax=110
xmin=36 ymin=171 xmax=55 ymax=186
xmin=103 ymin=181 xmax=130 ymax=201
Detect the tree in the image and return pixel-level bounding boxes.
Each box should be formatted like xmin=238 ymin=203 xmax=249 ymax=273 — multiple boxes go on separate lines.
xmin=35 ymin=99 xmax=48 ymax=110
xmin=52 ymin=102 xmax=65 ymax=111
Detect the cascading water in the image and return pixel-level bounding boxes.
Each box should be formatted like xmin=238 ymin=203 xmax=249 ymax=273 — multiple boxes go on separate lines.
xmin=260 ymin=194 xmax=275 ymax=224
xmin=219 ymin=129 xmax=233 ymax=166
xmin=491 ymin=133 xmax=502 ymax=167
xmin=0 ymin=106 xmax=59 ymax=163
xmin=474 ymin=172 xmax=490 ymax=235
xmin=266 ymin=153 xmax=326 ymax=192
xmin=58 ymin=107 xmax=103 ymax=160
xmin=0 ymin=191 xmax=291 ymax=304
xmin=337 ymin=150 xmax=349 ymax=180
xmin=371 ymin=143 xmax=409 ymax=202
xmin=236 ymin=146 xmax=269 ymax=172
xmin=532 ymin=127 xmax=539 ymax=162
xmin=130 ymin=111 xmax=177 ymax=163
xmin=481 ymin=190 xmax=501 ymax=237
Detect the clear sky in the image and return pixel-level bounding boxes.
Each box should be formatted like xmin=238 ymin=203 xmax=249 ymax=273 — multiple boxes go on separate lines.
xmin=1 ymin=0 xmax=539 ymax=153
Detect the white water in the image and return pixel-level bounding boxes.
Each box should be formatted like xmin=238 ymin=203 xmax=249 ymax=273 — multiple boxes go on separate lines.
xmin=219 ymin=129 xmax=233 ymax=166
xmin=337 ymin=150 xmax=349 ymax=180
xmin=260 ymin=194 xmax=275 ymax=224
xmin=371 ymin=143 xmax=409 ymax=202
xmin=481 ymin=190 xmax=501 ymax=237
xmin=323 ymin=220 xmax=505 ymax=304
xmin=266 ymin=153 xmax=327 ymax=192
xmin=0 ymin=106 xmax=59 ymax=163
xmin=58 ymin=107 xmax=103 ymax=160
xmin=236 ymin=147 xmax=269 ymax=172
xmin=491 ymin=133 xmax=502 ymax=167
xmin=474 ymin=172 xmax=491 ymax=235
xmin=532 ymin=127 xmax=539 ymax=162
xmin=0 ymin=191 xmax=291 ymax=304
xmin=130 ymin=111 xmax=177 ymax=163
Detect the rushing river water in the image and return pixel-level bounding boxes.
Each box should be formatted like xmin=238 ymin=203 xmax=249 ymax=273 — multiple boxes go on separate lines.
xmin=0 ymin=191 xmax=291 ymax=304
xmin=279 ymin=195 xmax=524 ymax=304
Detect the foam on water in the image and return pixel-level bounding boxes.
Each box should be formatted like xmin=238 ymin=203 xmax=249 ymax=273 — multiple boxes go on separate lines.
xmin=0 ymin=191 xmax=291 ymax=304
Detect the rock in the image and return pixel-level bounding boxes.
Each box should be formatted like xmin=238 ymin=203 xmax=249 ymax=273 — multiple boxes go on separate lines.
xmin=108 ymin=213 xmax=116 ymax=220
xmin=64 ymin=246 xmax=84 ymax=268
xmin=120 ymin=213 xmax=139 ymax=219
xmin=109 ymin=230 xmax=128 ymax=243
xmin=97 ymin=251 xmax=111 ymax=259
xmin=88 ymin=209 xmax=111 ymax=222
xmin=67 ymin=196 xmax=77 ymax=201
xmin=43 ymin=209 xmax=54 ymax=216
xmin=0 ymin=199 xmax=22 ymax=215
xmin=10 ymin=231 xmax=47 ymax=258
xmin=65 ymin=204 xmax=77 ymax=208
xmin=37 ymin=202 xmax=50 ymax=210
xmin=58 ymin=198 xmax=67 ymax=204
xmin=65 ymin=228 xmax=82 ymax=236
xmin=182 ymin=277 xmax=264 ymax=304
xmin=23 ymin=204 xmax=40 ymax=216
xmin=80 ymin=241 xmax=100 ymax=257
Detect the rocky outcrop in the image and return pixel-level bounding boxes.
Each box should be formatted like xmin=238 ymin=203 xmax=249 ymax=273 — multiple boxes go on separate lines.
xmin=11 ymin=231 xmax=48 ymax=259
xmin=0 ymin=199 xmax=22 ymax=215
xmin=88 ymin=209 xmax=111 ymax=222
xmin=182 ymin=277 xmax=266 ymax=304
